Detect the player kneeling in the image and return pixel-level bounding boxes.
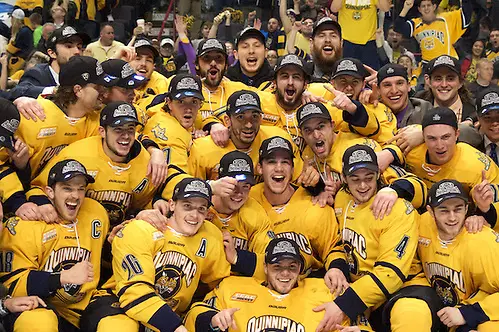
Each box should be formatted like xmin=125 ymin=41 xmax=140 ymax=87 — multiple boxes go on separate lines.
xmin=419 ymin=179 xmax=499 ymax=331
xmin=184 ymin=237 xmax=371 ymax=332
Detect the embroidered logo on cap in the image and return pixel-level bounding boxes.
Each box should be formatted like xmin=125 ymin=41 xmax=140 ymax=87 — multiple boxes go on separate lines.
xmin=433 ymin=55 xmax=454 ymax=68
xmin=387 ymin=67 xmax=395 ymax=74
xmin=280 ymin=54 xmax=302 ymax=67
xmin=62 ymin=26 xmax=77 ymax=37
xmin=82 ymin=73 xmax=90 ymax=81
xmin=1 ymin=119 xmax=19 ymax=133
xmin=235 ymin=93 xmax=259 ymax=107
xmin=202 ymin=39 xmax=223 ymax=50
xmin=267 ymin=137 xmax=290 ymax=151
xmin=300 ymin=103 xmax=323 ymax=119
xmin=113 ymin=104 xmax=136 ymax=118
xmin=481 ymin=92 xmax=499 ymax=108
xmin=121 ymin=63 xmax=135 ymax=78
xmin=185 ymin=180 xmax=209 ymax=196
xmin=433 ymin=114 xmax=441 ymax=121
xmin=177 ymin=77 xmax=199 ymax=90
xmin=336 ymin=59 xmax=357 ymax=73
xmin=348 ymin=150 xmax=372 ymax=164
xmin=228 ymin=159 xmax=251 ymax=173
xmin=134 ymin=39 xmax=151 ymax=48
xmin=435 ymin=181 xmax=461 ymax=198
xmin=272 ymin=240 xmax=297 ymax=255
xmin=96 ymin=63 xmax=103 ymax=76
xmin=62 ymin=160 xmax=86 ymax=174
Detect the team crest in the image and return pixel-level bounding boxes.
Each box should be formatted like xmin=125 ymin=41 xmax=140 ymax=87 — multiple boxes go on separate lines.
xmin=384 ymin=109 xmax=394 ymax=123
xmin=431 ymin=275 xmax=459 ymax=306
xmin=404 ymin=200 xmax=414 ymax=215
xmin=151 ymin=124 xmax=168 ymax=141
xmin=477 ymin=152 xmax=491 ymax=171
xmin=155 ymin=265 xmax=183 ymax=304
xmin=343 ymin=242 xmax=359 ymax=275
xmin=6 ymin=217 xmax=19 ymax=235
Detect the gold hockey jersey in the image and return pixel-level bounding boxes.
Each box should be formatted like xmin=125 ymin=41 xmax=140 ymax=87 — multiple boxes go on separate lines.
xmin=111 ymin=219 xmax=230 ymax=326
xmin=188 ymin=126 xmax=303 ymax=182
xmin=0 ymin=149 xmax=25 ymax=214
xmin=28 ymin=136 xmax=156 ymax=226
xmin=0 ymin=198 xmax=109 ymax=327
xmin=418 ymin=213 xmax=499 ymax=323
xmin=16 ymin=97 xmax=100 ymax=179
xmin=184 ymin=276 xmax=373 ymax=332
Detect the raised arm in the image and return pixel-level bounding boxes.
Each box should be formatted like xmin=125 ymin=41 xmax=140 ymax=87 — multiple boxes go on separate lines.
xmin=280 ymin=0 xmax=294 ymax=34
xmin=330 ymin=0 xmax=343 ymax=13
xmin=395 ymin=0 xmax=415 ymax=38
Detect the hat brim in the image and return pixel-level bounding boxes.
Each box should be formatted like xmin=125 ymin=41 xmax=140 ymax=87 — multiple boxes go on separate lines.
xmin=237 ymin=30 xmax=266 ymax=46
xmin=260 ymin=148 xmax=294 ymax=163
xmin=430 ymin=194 xmax=468 ymax=207
xmin=136 ymin=44 xmax=160 ymax=59
xmin=332 ymin=70 xmax=365 ymax=80
xmin=198 ymin=47 xmax=228 ymax=58
xmin=231 ymin=173 xmax=256 ymax=185
xmin=0 ymin=132 xmax=14 ymax=151
xmin=231 ymin=105 xmax=263 ymax=115
xmin=172 ymin=91 xmax=205 ymax=101
xmin=344 ymin=163 xmax=379 ymax=176
xmin=298 ymin=113 xmax=331 ymax=128
xmin=60 ymin=172 xmax=95 ymax=185
xmin=175 ymin=192 xmax=213 ymax=206
xmin=275 ymin=63 xmax=309 ymax=79
xmin=313 ymin=21 xmax=342 ymax=38
xmin=109 ymin=117 xmax=143 ymax=127
xmin=268 ymin=253 xmax=303 ymax=264
xmin=116 ymin=74 xmax=147 ymax=89
xmin=428 ymin=64 xmax=459 ymax=76
xmin=479 ymin=105 xmax=499 ymax=116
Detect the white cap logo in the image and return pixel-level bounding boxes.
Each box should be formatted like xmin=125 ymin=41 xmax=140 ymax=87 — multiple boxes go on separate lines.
xmin=235 ymin=93 xmax=259 ymax=107
xmin=113 ymin=104 xmax=136 ymax=118
xmin=435 ymin=181 xmax=461 ymax=198
xmin=280 ymin=54 xmax=302 ymax=67
xmin=267 ymin=137 xmax=290 ymax=151
xmin=62 ymin=160 xmax=86 ymax=174
xmin=203 ymin=39 xmax=223 ymax=50
xmin=337 ymin=59 xmax=357 ymax=72
xmin=121 ymin=63 xmax=135 ymax=78
xmin=434 ymin=55 xmax=454 ymax=68
xmin=96 ymin=63 xmax=103 ymax=76
xmin=228 ymin=159 xmax=251 ymax=173
xmin=185 ymin=180 xmax=209 ymax=196
xmin=481 ymin=92 xmax=499 ymax=108
xmin=1 ymin=119 xmax=19 ymax=133
xmin=62 ymin=26 xmax=77 ymax=37
xmin=387 ymin=67 xmax=395 ymax=74
xmin=272 ymin=240 xmax=297 ymax=255
xmin=134 ymin=39 xmax=151 ymax=48
xmin=348 ymin=150 xmax=372 ymax=164
xmin=177 ymin=77 xmax=199 ymax=90
xmin=433 ymin=114 xmax=441 ymax=121
xmin=300 ymin=103 xmax=323 ymax=119
xmin=81 ymin=73 xmax=90 ymax=81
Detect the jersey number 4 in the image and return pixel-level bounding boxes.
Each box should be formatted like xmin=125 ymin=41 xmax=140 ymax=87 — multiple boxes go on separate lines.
xmin=394 ymin=235 xmax=410 ymax=259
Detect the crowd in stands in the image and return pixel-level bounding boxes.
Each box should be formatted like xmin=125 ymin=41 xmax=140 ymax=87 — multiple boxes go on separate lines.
xmin=1 ymin=0 xmax=499 ymax=331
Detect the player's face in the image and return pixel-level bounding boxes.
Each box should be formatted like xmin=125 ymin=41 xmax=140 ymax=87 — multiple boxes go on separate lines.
xmin=429 ymin=69 xmax=462 ymax=106
xmin=167 ymin=97 xmax=203 ymax=129
xmin=423 ymin=124 xmax=458 ymax=165
xmin=225 ymin=181 xmax=252 ymax=212
xmin=479 ymin=110 xmax=499 ymax=143
xmin=260 ymin=152 xmax=294 ymax=195
xmin=333 ymin=75 xmax=364 ymax=100
xmin=490 ymin=30 xmax=499 ymax=48
xmin=48 ymin=176 xmax=87 ymax=222
xmin=379 ymin=76 xmax=411 ymax=113
xmin=227 ymin=110 xmax=262 ymax=149
xmin=301 ymin=118 xmax=335 ymax=159
xmin=311 ymin=29 xmax=342 ymax=68
xmin=429 ymin=198 xmax=468 ymax=241
xmin=109 ymin=86 xmax=136 ymax=104
xmin=344 ymin=168 xmax=378 ymax=204
xmin=102 ymin=123 xmax=137 ymax=158
xmin=77 ymin=83 xmax=102 ymax=111
xmin=198 ymin=51 xmax=227 ymax=88
xmin=265 ymin=258 xmax=301 ymax=294
xmin=418 ymin=0 xmax=437 ymax=21
xmin=169 ymin=197 xmax=209 ymax=236
xmin=236 ymin=38 xmax=266 ymax=76
xmin=275 ymin=66 xmax=307 ymax=110
xmin=52 ymin=37 xmax=83 ymax=64
xmin=131 ymin=49 xmax=155 ymax=79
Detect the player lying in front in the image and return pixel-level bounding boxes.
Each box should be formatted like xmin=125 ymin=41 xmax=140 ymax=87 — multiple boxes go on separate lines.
xmin=184 ymin=237 xmax=372 ymax=332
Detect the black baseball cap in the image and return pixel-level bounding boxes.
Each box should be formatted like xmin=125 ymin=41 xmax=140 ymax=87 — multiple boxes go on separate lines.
xmin=265 ymin=238 xmax=304 ymax=266
xmin=168 ymin=74 xmax=204 ymax=101
xmin=274 ymin=54 xmax=310 ymax=79
xmin=59 ymin=56 xmax=118 ymax=87
xmin=48 ymin=159 xmax=95 ymax=187
xmin=172 ymin=177 xmax=212 ymax=205
xmin=46 ymin=25 xmax=90 ymax=51
xmin=342 ymin=144 xmax=379 ymax=176
xmin=476 ymin=87 xmax=499 ymax=116
xmin=421 ymin=107 xmax=458 ymax=130
xmin=312 ymin=17 xmax=342 ymax=39
xmin=134 ymin=38 xmax=159 ymax=59
xmin=218 ymin=151 xmax=256 ymax=185
xmin=259 ymin=136 xmax=294 ymax=163
xmin=235 ymin=27 xmax=266 ymax=47
xmin=0 ymin=98 xmax=20 ymax=151
xmin=197 ymin=38 xmax=227 ymax=57
xmin=297 ymin=102 xmax=331 ymax=128
xmin=101 ymin=59 xmax=147 ymax=89
xmin=428 ymin=179 xmax=468 ymax=207
xmin=427 ymin=55 xmax=460 ymax=76
xmin=377 ymin=63 xmax=408 ymax=83
xmin=226 ymin=90 xmax=262 ymax=115
xmin=100 ymin=101 xmax=142 ymax=127
xmin=332 ymin=58 xmax=369 ymax=79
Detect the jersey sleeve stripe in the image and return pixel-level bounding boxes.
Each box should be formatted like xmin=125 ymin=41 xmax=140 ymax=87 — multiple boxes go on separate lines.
xmin=0 ymin=167 xmax=15 ymax=181
xmin=0 ymin=268 xmax=26 ymax=284
xmin=374 ymin=261 xmax=407 ymax=283
xmin=122 ymin=292 xmax=157 ymax=312
xmin=117 ymin=280 xmax=155 ymax=298
xmin=366 ymin=271 xmax=391 ymax=299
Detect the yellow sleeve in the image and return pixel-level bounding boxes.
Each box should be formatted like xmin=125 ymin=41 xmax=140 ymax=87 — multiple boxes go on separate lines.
xmin=112 ymin=220 xmax=183 ymax=330
xmin=0 ymin=163 xmax=26 ymax=212
xmin=160 ymin=168 xmax=191 ymax=201
xmin=187 ymin=140 xmax=208 ymax=179
xmin=199 ymin=228 xmax=231 ymax=286
xmin=335 ymin=202 xmax=419 ymax=319
xmin=311 ymin=206 xmax=343 ymax=269
xmin=384 ymin=165 xmax=428 ymax=210
xmin=244 ymin=206 xmax=272 ymax=255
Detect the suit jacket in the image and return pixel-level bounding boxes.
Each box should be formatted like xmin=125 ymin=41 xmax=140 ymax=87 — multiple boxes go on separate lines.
xmin=400 ymin=97 xmax=433 ymax=127
xmin=9 ymin=63 xmax=57 ymax=99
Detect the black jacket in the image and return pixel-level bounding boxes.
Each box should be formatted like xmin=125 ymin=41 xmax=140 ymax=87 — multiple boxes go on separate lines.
xmin=225 ymin=59 xmax=274 ymax=90
xmin=9 ymin=63 xmax=57 ymax=99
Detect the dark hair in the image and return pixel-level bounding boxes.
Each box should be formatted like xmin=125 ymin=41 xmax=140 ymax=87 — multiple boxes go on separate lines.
xmin=29 ymin=12 xmax=42 ymax=26
xmin=100 ymin=23 xmax=113 ymax=32
xmin=420 ymin=82 xmax=473 ymax=105
xmin=52 ymin=85 xmax=78 ymax=110
xmin=340 ymin=175 xmax=385 ymax=196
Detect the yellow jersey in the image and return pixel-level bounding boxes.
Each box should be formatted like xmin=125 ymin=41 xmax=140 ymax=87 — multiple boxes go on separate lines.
xmin=111 ymin=219 xmax=230 ymax=328
xmin=134 ymin=71 xmax=169 ymax=106
xmin=0 ymin=198 xmax=109 ymax=327
xmin=418 ymin=213 xmax=499 ymax=323
xmin=17 ymin=97 xmax=100 ymax=179
xmin=0 ymin=149 xmax=26 ymax=214
xmin=339 ymin=0 xmax=379 ymax=44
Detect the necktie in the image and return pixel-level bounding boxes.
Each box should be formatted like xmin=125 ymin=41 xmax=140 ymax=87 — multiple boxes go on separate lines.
xmin=490 ymin=143 xmax=498 ymax=165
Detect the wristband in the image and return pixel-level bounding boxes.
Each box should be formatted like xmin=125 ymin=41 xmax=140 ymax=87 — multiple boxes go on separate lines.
xmin=0 ymin=296 xmax=11 ymax=317
xmin=379 ymin=187 xmax=397 ymax=195
xmin=209 ymin=322 xmax=221 ymax=332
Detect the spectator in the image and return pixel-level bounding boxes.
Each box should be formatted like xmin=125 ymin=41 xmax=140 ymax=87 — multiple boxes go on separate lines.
xmin=386 ymin=26 xmax=415 ymax=63
xmin=467 ymin=58 xmax=493 ymax=98
xmin=262 ymin=17 xmax=280 ymax=51
xmin=84 ymin=23 xmax=124 ymax=62
xmin=29 ymin=12 xmax=42 ymax=47
xmin=266 ymin=49 xmax=278 ymax=68
xmin=397 ymin=53 xmax=418 ymax=90
xmin=279 ymin=0 xmax=312 ymax=57
xmin=467 ymin=87 xmax=499 ymax=157
xmin=330 ymin=0 xmax=390 ymax=69
xmin=461 ymin=39 xmax=486 ymax=83
xmin=310 ymin=17 xmax=343 ymax=81
xmin=8 ymin=50 xmax=50 ymax=88
xmin=6 ymin=9 xmax=33 ymax=77
xmin=157 ymin=37 xmax=187 ymax=78
xmin=50 ymin=1 xmax=67 ymax=29
xmin=36 ymin=22 xmax=55 ymax=54
xmin=226 ymin=27 xmax=274 ymax=90
xmin=178 ymin=0 xmax=202 ymax=40
xmin=14 ymin=0 xmax=42 ymax=18
xmin=300 ymin=0 xmax=318 ymax=20
xmin=486 ymin=27 xmax=499 ymax=62
xmin=225 ymin=41 xmax=236 ymax=66
xmin=191 ymin=21 xmax=211 ymax=51
xmin=395 ymin=0 xmax=472 ymax=65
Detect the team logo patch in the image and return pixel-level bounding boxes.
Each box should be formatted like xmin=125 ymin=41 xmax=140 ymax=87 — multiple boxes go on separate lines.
xmin=62 ymin=26 xmax=77 ymax=37
xmin=202 ymin=39 xmax=223 ymax=50
xmin=386 ymin=67 xmax=395 ymax=74
xmin=433 ymin=114 xmax=441 ymax=121
xmin=6 ymin=217 xmax=19 ymax=235
xmin=433 ymin=55 xmax=454 ymax=68
xmin=235 ymin=93 xmax=259 ymax=107
xmin=151 ymin=124 xmax=168 ymax=141
xmin=155 ymin=265 xmax=182 ymax=307
xmin=185 ymin=180 xmax=210 ymax=196
xmin=176 ymin=77 xmax=199 ymax=90
xmin=1 ymin=119 xmax=19 ymax=133
xmin=299 ymin=103 xmax=323 ymax=119
xmin=404 ymin=200 xmax=414 ymax=214
xmin=418 ymin=236 xmax=431 ymax=247
xmin=349 ymin=150 xmax=372 ymax=164
xmin=280 ymin=54 xmax=302 ymax=67
xmin=81 ymin=73 xmax=90 ymax=81
xmin=230 ymin=292 xmax=257 ymax=303
xmin=431 ymin=275 xmax=459 ymax=307
xmin=121 ymin=63 xmax=134 ymax=78
xmin=267 ymin=137 xmax=289 ymax=151
xmin=481 ymin=92 xmax=499 ymax=108
xmin=152 ymin=231 xmax=164 ymax=241
xmin=62 ymin=160 xmax=86 ymax=174
xmin=228 ymin=159 xmax=251 ymax=173
xmin=37 ymin=127 xmax=57 ymax=138
xmin=113 ymin=104 xmax=136 ymax=118
xmin=477 ymin=151 xmax=491 ymax=171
